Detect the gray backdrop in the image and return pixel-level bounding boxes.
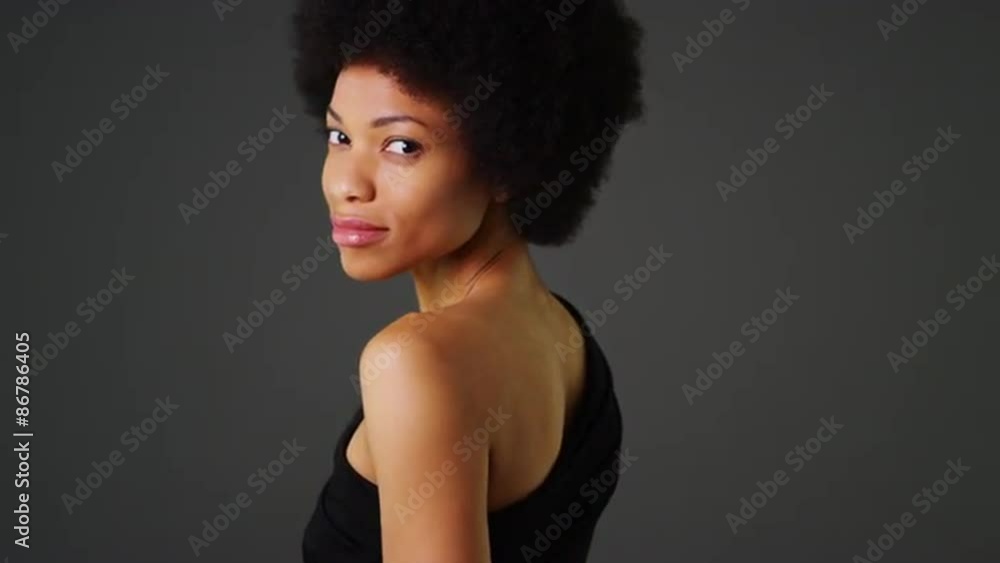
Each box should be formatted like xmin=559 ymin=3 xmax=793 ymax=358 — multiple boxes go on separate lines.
xmin=3 ymin=0 xmax=998 ymax=562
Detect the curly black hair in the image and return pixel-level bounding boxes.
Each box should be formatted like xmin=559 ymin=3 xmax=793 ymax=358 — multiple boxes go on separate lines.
xmin=290 ymin=0 xmax=644 ymax=246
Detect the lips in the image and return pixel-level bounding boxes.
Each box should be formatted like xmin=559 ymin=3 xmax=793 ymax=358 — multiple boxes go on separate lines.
xmin=332 ymin=216 xmax=387 ymax=230
xmin=331 ymin=215 xmax=388 ymax=247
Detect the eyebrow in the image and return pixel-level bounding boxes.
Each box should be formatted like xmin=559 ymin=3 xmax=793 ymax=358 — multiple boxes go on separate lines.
xmin=327 ymin=107 xmax=429 ymax=129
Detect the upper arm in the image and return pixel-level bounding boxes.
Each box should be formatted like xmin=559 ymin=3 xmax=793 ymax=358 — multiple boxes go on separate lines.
xmin=359 ymin=323 xmax=492 ymax=563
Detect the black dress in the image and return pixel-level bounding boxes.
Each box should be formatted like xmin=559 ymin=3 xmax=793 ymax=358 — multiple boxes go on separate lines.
xmin=302 ymin=291 xmax=626 ymax=562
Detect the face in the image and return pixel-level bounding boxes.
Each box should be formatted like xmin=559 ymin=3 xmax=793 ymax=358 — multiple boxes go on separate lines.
xmin=322 ymin=65 xmax=494 ymax=281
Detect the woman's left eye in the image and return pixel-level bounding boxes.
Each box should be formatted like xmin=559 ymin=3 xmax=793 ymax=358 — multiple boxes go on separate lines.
xmin=385 ymin=139 xmax=422 ymax=156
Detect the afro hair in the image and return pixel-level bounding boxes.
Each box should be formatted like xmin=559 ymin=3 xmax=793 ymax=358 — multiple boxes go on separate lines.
xmin=290 ymin=0 xmax=645 ymax=246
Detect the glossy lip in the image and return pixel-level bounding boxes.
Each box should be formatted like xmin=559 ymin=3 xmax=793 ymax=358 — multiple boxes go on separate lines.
xmin=332 ymin=215 xmax=387 ymax=230
xmin=331 ymin=215 xmax=389 ymax=248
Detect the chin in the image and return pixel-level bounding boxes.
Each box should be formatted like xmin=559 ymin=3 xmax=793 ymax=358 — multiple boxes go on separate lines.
xmin=338 ymin=253 xmax=402 ymax=282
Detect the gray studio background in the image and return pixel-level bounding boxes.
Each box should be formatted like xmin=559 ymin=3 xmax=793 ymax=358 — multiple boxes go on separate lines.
xmin=3 ymin=0 xmax=999 ymax=562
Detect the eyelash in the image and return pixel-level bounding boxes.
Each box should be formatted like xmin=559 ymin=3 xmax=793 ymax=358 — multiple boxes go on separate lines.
xmin=318 ymin=125 xmax=423 ymax=158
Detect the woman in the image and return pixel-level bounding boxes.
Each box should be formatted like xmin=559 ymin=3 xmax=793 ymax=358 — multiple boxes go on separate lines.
xmin=292 ymin=1 xmax=644 ymax=561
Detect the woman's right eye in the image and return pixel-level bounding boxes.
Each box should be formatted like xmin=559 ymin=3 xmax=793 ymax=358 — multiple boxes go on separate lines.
xmin=326 ymin=127 xmax=349 ymax=146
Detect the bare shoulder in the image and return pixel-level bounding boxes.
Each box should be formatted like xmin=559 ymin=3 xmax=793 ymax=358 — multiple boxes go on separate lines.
xmin=355 ymin=309 xmax=498 ymax=559
xmin=357 ymin=306 xmax=498 ymax=410
xmin=359 ymin=314 xmax=473 ymax=422
xmin=363 ymin=305 xmax=496 ymax=372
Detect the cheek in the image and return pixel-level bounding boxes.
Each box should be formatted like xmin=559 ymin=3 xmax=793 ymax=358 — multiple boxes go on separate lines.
xmin=378 ymin=164 xmax=486 ymax=249
xmin=320 ymin=151 xmax=337 ymax=203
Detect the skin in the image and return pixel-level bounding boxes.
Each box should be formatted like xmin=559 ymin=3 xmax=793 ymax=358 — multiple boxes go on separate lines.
xmin=321 ymin=64 xmax=589 ymax=562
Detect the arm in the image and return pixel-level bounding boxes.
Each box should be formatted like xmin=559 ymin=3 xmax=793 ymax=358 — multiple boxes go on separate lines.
xmin=359 ymin=321 xmax=492 ymax=563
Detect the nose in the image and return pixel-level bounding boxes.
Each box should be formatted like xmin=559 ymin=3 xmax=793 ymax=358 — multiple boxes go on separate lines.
xmin=322 ymin=152 xmax=376 ymax=203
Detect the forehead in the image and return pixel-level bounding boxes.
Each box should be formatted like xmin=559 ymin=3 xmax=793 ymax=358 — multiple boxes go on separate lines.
xmin=330 ymin=65 xmax=441 ymax=119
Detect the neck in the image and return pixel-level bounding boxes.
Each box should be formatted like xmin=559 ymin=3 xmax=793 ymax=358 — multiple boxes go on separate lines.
xmin=410 ymin=203 xmax=542 ymax=313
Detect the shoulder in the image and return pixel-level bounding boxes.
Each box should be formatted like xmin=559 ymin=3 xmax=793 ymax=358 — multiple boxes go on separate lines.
xmin=360 ymin=306 xmax=494 ymax=384
xmin=357 ymin=308 xmax=495 ymax=427
xmin=356 ymin=310 xmax=498 ymax=557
